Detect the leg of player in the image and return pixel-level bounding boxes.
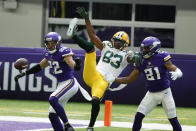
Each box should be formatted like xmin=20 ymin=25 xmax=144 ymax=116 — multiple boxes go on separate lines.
xmin=132 ymin=112 xmax=145 ymax=131
xmin=49 ymin=96 xmax=74 ymax=131
xmin=162 ymin=88 xmax=182 ymax=131
xmin=67 ymin=18 xmax=95 ymax=53
xmin=133 ymin=91 xmax=158 ymax=131
xmin=87 ymin=96 xmax=100 ymax=131
xmin=72 ymin=34 xmax=95 ymax=53
xmin=169 ymin=117 xmax=182 ymax=131
xmin=49 ymin=79 xmax=78 ymax=131
xmin=49 ymin=113 xmax=64 ymax=131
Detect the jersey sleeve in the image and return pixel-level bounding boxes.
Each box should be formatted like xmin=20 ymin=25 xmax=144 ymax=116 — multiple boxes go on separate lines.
xmin=59 ymin=47 xmax=74 ymax=57
xmin=161 ymin=51 xmax=171 ymax=64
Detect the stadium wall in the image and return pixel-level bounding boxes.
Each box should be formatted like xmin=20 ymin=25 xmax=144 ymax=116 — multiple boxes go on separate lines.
xmin=0 ymin=47 xmax=195 ymax=107
xmin=0 ymin=0 xmax=196 ymax=54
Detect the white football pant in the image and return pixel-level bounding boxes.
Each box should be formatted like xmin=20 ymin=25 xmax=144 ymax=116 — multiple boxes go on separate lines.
xmin=137 ymin=88 xmax=176 ymax=119
xmin=49 ymin=78 xmax=79 ymax=113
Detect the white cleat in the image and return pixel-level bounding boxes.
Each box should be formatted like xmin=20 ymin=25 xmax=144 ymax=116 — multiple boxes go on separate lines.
xmin=67 ymin=18 xmax=78 ymax=38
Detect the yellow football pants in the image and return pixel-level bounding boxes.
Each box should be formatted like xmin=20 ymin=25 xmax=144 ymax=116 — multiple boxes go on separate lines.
xmin=83 ymin=51 xmax=109 ymax=99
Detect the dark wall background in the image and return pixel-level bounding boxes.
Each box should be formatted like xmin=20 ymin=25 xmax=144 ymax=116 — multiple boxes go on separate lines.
xmin=0 ymin=47 xmax=195 ymax=107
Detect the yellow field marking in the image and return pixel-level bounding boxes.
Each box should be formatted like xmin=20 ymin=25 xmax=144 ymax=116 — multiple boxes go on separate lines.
xmin=0 ymin=108 xmax=8 ymax=110
xmin=67 ymin=111 xmax=90 ymax=115
xmin=24 ymin=109 xmax=48 ymax=113
xmin=155 ymin=116 xmax=188 ymax=120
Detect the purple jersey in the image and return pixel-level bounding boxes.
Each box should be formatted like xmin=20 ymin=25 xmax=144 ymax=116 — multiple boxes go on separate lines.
xmin=44 ymin=46 xmax=74 ymax=83
xmin=136 ymin=51 xmax=171 ymax=92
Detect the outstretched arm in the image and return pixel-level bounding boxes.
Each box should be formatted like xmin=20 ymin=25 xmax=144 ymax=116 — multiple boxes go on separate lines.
xmin=14 ymin=58 xmax=48 ymax=82
xmin=76 ymin=7 xmax=103 ymax=50
xmin=115 ymin=68 xmax=140 ymax=84
xmin=105 ymin=68 xmax=140 ymax=84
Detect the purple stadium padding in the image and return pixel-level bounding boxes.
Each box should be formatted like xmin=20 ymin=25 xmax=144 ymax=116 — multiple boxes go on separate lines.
xmin=0 ymin=47 xmax=195 ymax=107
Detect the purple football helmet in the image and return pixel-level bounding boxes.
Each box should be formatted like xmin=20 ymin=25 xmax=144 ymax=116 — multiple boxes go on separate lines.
xmin=140 ymin=36 xmax=161 ymax=59
xmin=44 ymin=32 xmax=62 ymax=53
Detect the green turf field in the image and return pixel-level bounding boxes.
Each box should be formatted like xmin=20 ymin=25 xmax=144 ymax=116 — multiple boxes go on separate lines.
xmin=0 ymin=99 xmax=195 ymax=131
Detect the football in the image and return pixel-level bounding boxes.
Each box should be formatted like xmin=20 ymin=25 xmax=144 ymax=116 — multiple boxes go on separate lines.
xmin=14 ymin=58 xmax=29 ymax=70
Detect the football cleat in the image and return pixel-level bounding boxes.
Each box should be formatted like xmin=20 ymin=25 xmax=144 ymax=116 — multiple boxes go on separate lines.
xmin=64 ymin=123 xmax=75 ymax=131
xmin=67 ymin=18 xmax=78 ymax=38
xmin=86 ymin=127 xmax=94 ymax=131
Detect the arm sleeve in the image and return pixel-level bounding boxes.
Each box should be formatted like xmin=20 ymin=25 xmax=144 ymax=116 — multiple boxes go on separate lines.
xmin=25 ymin=64 xmax=42 ymax=75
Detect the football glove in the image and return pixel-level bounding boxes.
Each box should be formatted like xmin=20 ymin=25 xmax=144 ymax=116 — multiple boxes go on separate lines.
xmin=105 ymin=74 xmax=116 ymax=83
xmin=15 ymin=72 xmax=26 ymax=82
xmin=76 ymin=7 xmax=89 ymax=19
xmin=133 ymin=52 xmax=143 ymax=66
xmin=74 ymin=57 xmax=82 ymax=71
xmin=67 ymin=18 xmax=78 ymax=38
xmin=108 ymin=84 xmax=127 ymax=91
xmin=169 ymin=68 xmax=183 ymax=80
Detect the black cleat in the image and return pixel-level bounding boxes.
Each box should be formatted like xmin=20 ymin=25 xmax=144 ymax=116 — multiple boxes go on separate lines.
xmin=86 ymin=127 xmax=94 ymax=131
xmin=64 ymin=123 xmax=75 ymax=131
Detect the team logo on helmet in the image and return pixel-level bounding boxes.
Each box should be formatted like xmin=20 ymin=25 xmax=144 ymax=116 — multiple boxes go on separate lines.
xmin=140 ymin=36 xmax=161 ymax=59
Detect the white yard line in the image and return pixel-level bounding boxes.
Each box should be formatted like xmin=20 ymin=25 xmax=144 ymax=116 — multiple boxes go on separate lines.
xmin=0 ymin=116 xmax=196 ymax=131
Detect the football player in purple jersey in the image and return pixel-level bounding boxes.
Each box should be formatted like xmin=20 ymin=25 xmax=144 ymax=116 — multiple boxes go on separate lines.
xmin=14 ymin=32 xmax=82 ymax=131
xmin=105 ymin=36 xmax=183 ymax=131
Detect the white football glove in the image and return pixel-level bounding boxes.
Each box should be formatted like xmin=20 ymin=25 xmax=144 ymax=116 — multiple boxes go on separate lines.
xmin=67 ymin=18 xmax=78 ymax=38
xmin=169 ymin=68 xmax=183 ymax=81
xmin=105 ymin=74 xmax=116 ymax=83
xmin=108 ymin=84 xmax=127 ymax=91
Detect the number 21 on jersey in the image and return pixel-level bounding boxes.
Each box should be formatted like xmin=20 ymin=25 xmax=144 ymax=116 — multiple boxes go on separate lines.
xmin=144 ymin=67 xmax=161 ymax=81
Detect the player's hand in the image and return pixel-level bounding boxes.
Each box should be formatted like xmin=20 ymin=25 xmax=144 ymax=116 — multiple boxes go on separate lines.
xmin=169 ymin=68 xmax=183 ymax=81
xmin=76 ymin=7 xmax=89 ymax=19
xmin=170 ymin=71 xmax=178 ymax=80
xmin=105 ymin=74 xmax=116 ymax=83
xmin=74 ymin=57 xmax=82 ymax=71
xmin=133 ymin=52 xmax=143 ymax=66
xmin=14 ymin=72 xmax=26 ymax=82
